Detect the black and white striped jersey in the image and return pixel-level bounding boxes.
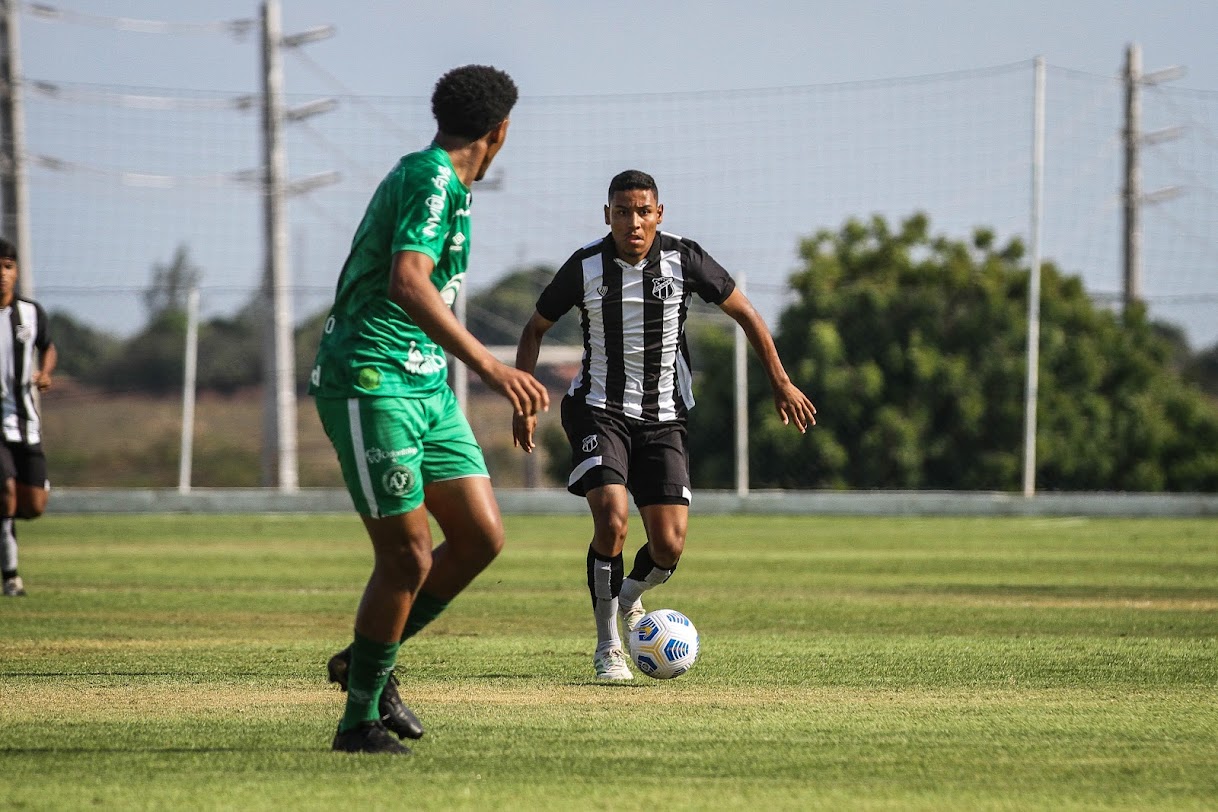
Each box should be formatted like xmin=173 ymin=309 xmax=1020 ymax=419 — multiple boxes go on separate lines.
xmin=0 ymin=299 xmax=53 ymax=445
xmin=537 ymin=232 xmax=735 ymax=422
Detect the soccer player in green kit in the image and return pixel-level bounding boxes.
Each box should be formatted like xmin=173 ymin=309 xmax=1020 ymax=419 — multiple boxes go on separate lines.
xmin=310 ymin=65 xmax=549 ymax=755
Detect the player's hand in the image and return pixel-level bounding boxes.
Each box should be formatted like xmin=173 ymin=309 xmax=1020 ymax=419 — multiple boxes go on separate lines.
xmin=513 ymin=412 xmax=538 ymax=452
xmin=773 ymin=381 xmax=816 ymax=433
xmin=481 ymin=362 xmax=550 ymax=418
xmin=33 ymin=372 xmax=52 ymax=392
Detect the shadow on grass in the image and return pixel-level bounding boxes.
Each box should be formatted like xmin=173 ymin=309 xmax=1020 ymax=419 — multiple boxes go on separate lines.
xmin=0 ymin=746 xmax=321 ymax=754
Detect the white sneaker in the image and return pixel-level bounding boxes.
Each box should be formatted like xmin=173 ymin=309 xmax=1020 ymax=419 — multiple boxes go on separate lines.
xmin=619 ymin=600 xmax=646 ymax=633
xmin=2 ymin=575 xmax=25 ymax=597
xmin=593 ymin=647 xmax=633 ymax=681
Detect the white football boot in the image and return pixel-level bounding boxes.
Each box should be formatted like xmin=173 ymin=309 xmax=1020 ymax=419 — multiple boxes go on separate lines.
xmin=593 ymin=647 xmax=633 ymax=681
xmin=619 ymin=600 xmax=646 ymax=633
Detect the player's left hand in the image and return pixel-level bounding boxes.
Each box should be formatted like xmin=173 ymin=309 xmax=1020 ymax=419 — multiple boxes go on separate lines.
xmin=33 ymin=372 xmax=52 ymax=392
xmin=773 ymin=382 xmax=816 ymax=433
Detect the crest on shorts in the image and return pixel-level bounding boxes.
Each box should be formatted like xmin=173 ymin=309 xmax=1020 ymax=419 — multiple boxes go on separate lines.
xmin=581 ymin=434 xmax=598 ymax=453
xmin=651 ymin=277 xmax=676 ymax=300
xmin=381 ymin=465 xmax=416 ymax=497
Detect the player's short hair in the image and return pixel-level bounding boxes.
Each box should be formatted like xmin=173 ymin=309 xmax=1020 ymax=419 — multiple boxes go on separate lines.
xmin=431 ymin=65 xmax=518 ymax=140
xmin=608 ymin=170 xmax=659 ymax=202
xmin=0 ymin=238 xmax=16 ymax=262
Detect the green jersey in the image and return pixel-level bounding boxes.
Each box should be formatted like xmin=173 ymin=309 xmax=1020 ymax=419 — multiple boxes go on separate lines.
xmin=309 ymin=144 xmax=472 ymax=399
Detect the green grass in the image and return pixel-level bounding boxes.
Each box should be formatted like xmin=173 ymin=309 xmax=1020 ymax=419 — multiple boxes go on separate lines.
xmin=0 ymin=514 xmax=1215 ymax=810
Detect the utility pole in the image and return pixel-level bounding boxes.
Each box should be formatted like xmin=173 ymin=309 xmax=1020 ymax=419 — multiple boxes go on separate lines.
xmin=259 ymin=0 xmax=296 ymax=491
xmin=259 ymin=0 xmax=335 ymax=491
xmin=1121 ymin=43 xmax=1184 ymax=316
xmin=1022 ymin=56 xmax=1045 ymax=498
xmin=0 ymin=0 xmax=32 ymax=298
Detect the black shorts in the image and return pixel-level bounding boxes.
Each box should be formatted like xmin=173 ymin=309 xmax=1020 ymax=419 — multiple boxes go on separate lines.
xmin=0 ymin=442 xmax=48 ymax=489
xmin=560 ymin=396 xmax=691 ymax=507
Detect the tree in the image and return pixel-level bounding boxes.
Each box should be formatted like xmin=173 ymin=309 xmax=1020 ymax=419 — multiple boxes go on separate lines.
xmin=46 ymin=312 xmax=121 ymax=382
xmin=1185 ymin=341 xmax=1218 ymax=398
xmin=143 ymin=244 xmax=201 ymax=319
xmin=466 ymin=264 xmax=583 ymax=346
xmin=693 ymin=213 xmax=1218 ymax=492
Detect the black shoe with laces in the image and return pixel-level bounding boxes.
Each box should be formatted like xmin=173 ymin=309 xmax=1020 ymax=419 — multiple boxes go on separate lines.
xmin=331 ymin=720 xmax=411 ymax=755
xmin=327 ymin=646 xmax=426 ymax=740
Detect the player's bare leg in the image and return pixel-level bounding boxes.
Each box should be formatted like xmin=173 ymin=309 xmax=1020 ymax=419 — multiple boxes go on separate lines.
xmin=330 ymin=477 xmax=504 ymax=740
xmin=619 ymin=503 xmax=689 ymax=630
xmin=419 ymin=475 xmax=505 ymax=600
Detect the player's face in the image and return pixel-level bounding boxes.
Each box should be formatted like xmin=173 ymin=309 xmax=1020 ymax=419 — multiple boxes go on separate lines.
xmin=475 ymin=118 xmax=510 ymax=181
xmin=0 ymin=258 xmax=17 ymax=301
xmin=605 ymin=188 xmax=663 ymax=263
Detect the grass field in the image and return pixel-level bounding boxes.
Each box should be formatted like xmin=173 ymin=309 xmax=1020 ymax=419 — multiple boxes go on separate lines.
xmin=0 ymin=514 xmax=1215 ymax=811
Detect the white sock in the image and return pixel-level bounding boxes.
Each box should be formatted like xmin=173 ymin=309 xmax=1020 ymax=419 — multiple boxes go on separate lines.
xmin=0 ymin=518 xmax=17 ymax=574
xmin=588 ymin=550 xmax=623 ymax=652
xmin=593 ymin=597 xmax=620 ymax=652
xmin=619 ymin=563 xmax=673 ymax=607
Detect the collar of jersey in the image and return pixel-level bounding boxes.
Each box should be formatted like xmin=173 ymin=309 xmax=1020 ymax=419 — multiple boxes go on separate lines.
xmin=604 ymin=232 xmax=662 ymax=270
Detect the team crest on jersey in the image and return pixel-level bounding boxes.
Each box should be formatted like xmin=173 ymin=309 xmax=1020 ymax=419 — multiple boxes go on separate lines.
xmin=381 ymin=465 xmax=416 ymax=497
xmin=581 ymin=434 xmax=598 ymax=453
xmin=15 ymin=324 xmax=33 ymax=343
xmin=651 ymin=277 xmax=676 ymax=299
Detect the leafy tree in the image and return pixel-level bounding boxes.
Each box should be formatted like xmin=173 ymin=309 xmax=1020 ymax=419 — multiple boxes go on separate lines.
xmin=694 ymin=213 xmax=1218 ymax=492
xmin=467 ymin=264 xmax=583 ymax=346
xmin=100 ymin=309 xmax=187 ymax=395
xmin=46 ymin=311 xmax=121 ymax=382
xmin=143 ymin=244 xmax=201 ymax=319
xmin=1185 ymin=342 xmax=1218 ymax=397
xmin=198 ymin=298 xmax=263 ymax=395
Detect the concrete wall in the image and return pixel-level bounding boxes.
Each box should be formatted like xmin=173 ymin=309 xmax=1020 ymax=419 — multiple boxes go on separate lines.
xmin=48 ymin=487 xmax=1218 ymax=517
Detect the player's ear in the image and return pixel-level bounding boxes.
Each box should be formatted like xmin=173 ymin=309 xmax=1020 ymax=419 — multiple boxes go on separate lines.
xmin=604 ymin=204 xmax=611 ymax=226
xmin=486 ymin=117 xmax=510 ymax=147
xmin=656 ymin=203 xmax=663 ymax=223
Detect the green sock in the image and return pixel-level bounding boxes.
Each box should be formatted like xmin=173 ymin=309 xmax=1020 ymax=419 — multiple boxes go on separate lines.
xmin=401 ymin=591 xmax=450 ymax=642
xmin=338 ymin=631 xmax=400 ymax=733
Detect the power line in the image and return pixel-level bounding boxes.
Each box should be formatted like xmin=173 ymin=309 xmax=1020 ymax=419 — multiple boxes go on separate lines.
xmin=24 ymin=2 xmax=254 ymax=38
xmin=27 ymin=79 xmax=257 ymax=111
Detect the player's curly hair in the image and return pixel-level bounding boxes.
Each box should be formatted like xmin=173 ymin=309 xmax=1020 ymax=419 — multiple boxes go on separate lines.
xmin=608 ymin=169 xmax=658 ymax=201
xmin=0 ymin=238 xmax=16 ymax=262
xmin=431 ymin=65 xmax=518 ymax=140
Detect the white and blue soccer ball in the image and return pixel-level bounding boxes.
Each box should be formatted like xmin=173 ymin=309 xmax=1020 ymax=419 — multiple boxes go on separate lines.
xmin=627 ymin=609 xmax=699 ymax=680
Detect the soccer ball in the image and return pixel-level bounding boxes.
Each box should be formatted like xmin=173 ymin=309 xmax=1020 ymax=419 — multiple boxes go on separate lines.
xmin=627 ymin=609 xmax=699 ymax=679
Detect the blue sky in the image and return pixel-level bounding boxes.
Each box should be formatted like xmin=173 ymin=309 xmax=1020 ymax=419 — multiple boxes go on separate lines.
xmin=22 ymin=1 xmax=1218 ymax=97
xmin=16 ymin=1 xmax=1218 ymax=347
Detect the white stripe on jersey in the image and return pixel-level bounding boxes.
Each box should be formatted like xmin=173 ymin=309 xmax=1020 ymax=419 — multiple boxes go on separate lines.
xmin=0 ymin=301 xmax=44 ymax=445
xmin=578 ymin=252 xmax=610 ymax=408
xmin=569 ymin=248 xmax=689 ymax=419
xmin=656 ymin=248 xmax=687 ymax=421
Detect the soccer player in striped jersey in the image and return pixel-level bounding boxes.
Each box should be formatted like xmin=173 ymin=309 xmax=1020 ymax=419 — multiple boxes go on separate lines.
xmin=513 ymin=170 xmax=816 ymax=680
xmin=0 ymin=238 xmax=56 ymax=598
xmin=309 ymin=65 xmax=549 ymax=753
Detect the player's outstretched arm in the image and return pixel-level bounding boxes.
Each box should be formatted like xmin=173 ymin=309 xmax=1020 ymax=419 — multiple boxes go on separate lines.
xmin=511 ymin=311 xmax=556 ymax=452
xmin=389 ymin=250 xmax=549 ymax=418
xmin=718 ymin=288 xmax=817 ymax=433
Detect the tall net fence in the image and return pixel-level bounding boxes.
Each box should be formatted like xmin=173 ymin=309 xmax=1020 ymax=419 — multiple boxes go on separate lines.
xmin=16 ymin=38 xmax=1218 ymax=489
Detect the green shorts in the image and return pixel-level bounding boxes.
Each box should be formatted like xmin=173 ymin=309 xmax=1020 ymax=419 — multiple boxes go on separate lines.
xmin=315 ymin=388 xmax=489 ymax=518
